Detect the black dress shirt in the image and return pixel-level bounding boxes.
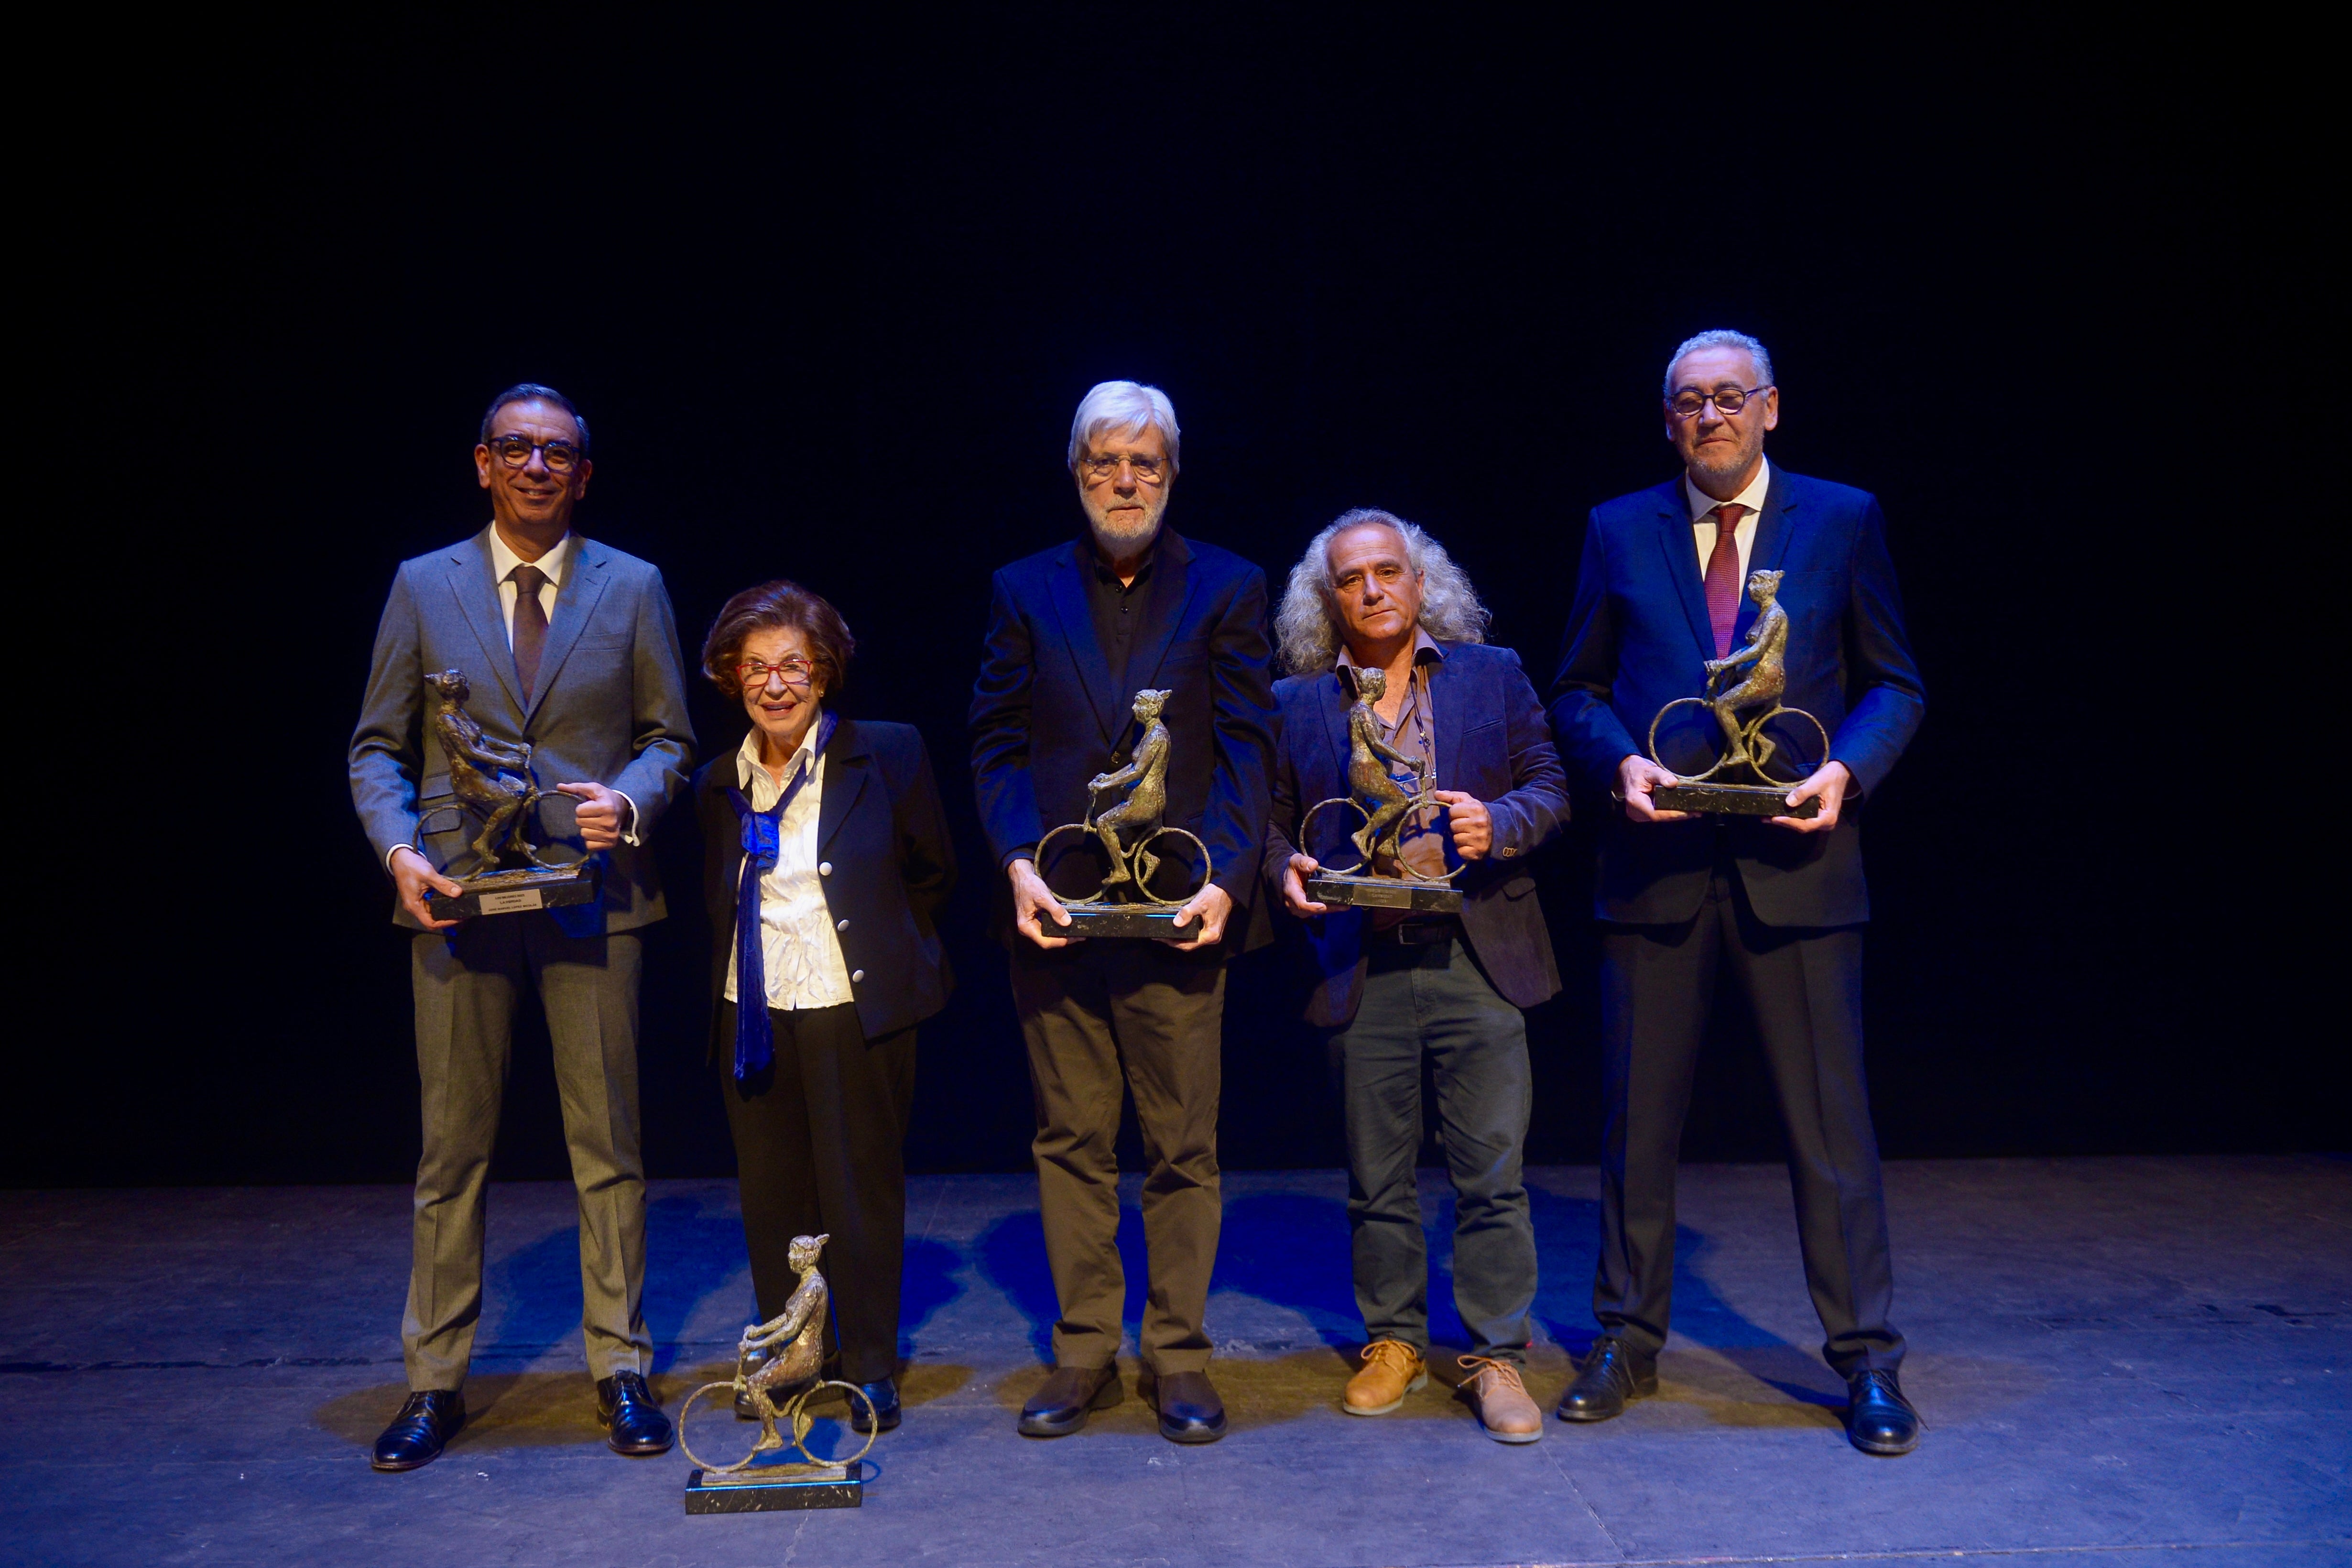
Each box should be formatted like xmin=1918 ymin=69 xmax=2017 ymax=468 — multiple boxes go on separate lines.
xmin=1082 ymin=531 xmax=1159 ymax=700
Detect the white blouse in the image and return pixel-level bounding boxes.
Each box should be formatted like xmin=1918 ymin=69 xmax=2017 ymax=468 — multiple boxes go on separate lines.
xmin=722 ymin=719 xmax=855 ymax=1011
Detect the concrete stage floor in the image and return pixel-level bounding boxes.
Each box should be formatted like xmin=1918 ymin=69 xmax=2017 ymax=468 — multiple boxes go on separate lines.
xmin=3 ymin=1158 xmax=2346 ymax=1568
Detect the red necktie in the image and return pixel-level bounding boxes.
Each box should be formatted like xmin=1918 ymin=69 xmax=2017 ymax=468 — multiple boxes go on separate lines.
xmin=510 ymin=563 xmax=549 ymax=701
xmin=1702 ymin=504 xmax=1742 ymax=658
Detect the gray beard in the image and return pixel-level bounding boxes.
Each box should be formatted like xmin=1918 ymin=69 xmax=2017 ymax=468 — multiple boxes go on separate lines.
xmin=1688 ymin=440 xmax=1763 ymax=491
xmin=1086 ymin=493 xmax=1167 ymax=557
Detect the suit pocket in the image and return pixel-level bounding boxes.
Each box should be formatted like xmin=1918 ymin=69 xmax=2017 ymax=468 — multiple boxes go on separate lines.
xmin=417 ymin=777 xmax=464 ymax=837
xmin=1502 ymin=874 xmax=1537 ymax=899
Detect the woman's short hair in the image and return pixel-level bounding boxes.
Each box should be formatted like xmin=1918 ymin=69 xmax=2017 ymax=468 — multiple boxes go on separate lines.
xmin=1067 ymin=381 xmax=1181 ymax=474
xmin=700 ymin=579 xmax=856 ymax=698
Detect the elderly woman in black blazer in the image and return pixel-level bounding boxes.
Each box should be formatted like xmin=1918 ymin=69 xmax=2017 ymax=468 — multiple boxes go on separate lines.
xmin=693 ymin=580 xmax=955 ymax=1432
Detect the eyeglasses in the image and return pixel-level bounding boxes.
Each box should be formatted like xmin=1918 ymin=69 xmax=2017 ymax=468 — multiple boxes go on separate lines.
xmin=737 ymin=657 xmax=817 ymax=689
xmin=484 ymin=435 xmax=587 ymax=473
xmin=1078 ymin=453 xmax=1168 ymax=483
xmin=1666 ymin=385 xmax=1772 ymax=418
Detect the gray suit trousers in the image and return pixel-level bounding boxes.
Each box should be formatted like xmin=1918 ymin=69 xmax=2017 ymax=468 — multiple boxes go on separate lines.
xmin=404 ymin=915 xmax=651 ymax=1389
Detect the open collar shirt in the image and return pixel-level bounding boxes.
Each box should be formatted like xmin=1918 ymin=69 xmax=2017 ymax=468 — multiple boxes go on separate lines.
xmin=723 ymin=715 xmax=855 ymax=1012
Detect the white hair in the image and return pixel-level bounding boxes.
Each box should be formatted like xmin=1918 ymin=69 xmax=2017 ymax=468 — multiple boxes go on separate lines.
xmin=1067 ymin=381 xmax=1182 ymax=473
xmin=1663 ymin=329 xmax=1775 ymax=394
xmin=1274 ymin=508 xmax=1491 ymax=675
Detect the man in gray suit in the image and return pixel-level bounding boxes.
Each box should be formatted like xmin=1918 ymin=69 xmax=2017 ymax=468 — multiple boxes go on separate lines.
xmin=349 ymin=383 xmax=696 ymax=1470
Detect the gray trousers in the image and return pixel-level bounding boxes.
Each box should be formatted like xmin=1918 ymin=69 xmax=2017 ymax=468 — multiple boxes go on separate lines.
xmin=1330 ymin=933 xmax=1536 ymax=1363
xmin=1011 ymin=940 xmax=1225 ymax=1375
xmin=404 ymin=916 xmax=651 ymax=1390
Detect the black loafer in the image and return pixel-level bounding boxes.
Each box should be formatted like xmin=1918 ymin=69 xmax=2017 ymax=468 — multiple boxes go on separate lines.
xmin=372 ymin=1389 xmax=464 ymax=1471
xmin=847 ymin=1377 xmax=901 ymax=1434
xmin=596 ymin=1371 xmax=675 ymax=1456
xmin=1018 ymin=1362 xmax=1121 ymax=1437
xmin=1555 ymin=1336 xmax=1658 ymax=1423
xmin=1845 ymin=1369 xmax=1920 ymax=1456
xmin=1146 ymin=1369 xmax=1227 ymax=1444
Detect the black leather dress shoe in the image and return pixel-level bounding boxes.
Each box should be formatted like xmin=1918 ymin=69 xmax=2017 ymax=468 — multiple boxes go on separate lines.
xmin=1146 ymin=1369 xmax=1228 ymax=1444
xmin=372 ymin=1389 xmax=464 ymax=1471
xmin=847 ymin=1377 xmax=901 ymax=1434
xmin=1845 ymin=1369 xmax=1920 ymax=1456
xmin=596 ymin=1371 xmax=675 ymax=1456
xmin=1018 ymin=1362 xmax=1121 ymax=1437
xmin=1555 ymin=1336 xmax=1658 ymax=1423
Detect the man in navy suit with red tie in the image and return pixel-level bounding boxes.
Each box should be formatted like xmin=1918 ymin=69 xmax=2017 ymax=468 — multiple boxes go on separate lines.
xmin=1548 ymin=331 xmax=1928 ymax=1455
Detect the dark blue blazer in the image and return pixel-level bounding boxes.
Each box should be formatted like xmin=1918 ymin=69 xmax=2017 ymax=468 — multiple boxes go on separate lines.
xmin=1265 ymin=642 xmax=1570 ymax=1026
xmin=1549 ymin=467 xmax=1925 ymax=927
xmin=969 ymin=529 xmax=1278 ymax=929
xmin=694 ymin=717 xmax=956 ymax=1052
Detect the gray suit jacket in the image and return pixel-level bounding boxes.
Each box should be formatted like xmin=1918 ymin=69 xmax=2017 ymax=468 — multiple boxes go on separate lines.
xmin=349 ymin=526 xmax=697 ymax=933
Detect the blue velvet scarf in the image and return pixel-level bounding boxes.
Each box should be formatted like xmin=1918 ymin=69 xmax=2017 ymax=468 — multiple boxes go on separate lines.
xmin=724 ymin=709 xmax=837 ymax=1082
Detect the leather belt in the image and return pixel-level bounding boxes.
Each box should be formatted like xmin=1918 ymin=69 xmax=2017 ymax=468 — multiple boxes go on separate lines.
xmin=1375 ymin=917 xmax=1459 ymax=946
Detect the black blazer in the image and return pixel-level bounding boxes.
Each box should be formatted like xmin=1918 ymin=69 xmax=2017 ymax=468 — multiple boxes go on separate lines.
xmin=1548 ymin=467 xmax=1926 ymax=927
xmin=1264 ymin=642 xmax=1570 ymax=1026
xmin=969 ymin=528 xmax=1278 ymax=924
xmin=694 ymin=717 xmax=956 ymax=1052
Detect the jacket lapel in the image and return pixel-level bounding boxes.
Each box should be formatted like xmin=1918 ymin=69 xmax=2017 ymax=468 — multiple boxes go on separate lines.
xmin=446 ymin=529 xmax=528 ymax=721
xmin=522 ymin=538 xmax=614 ymax=727
xmin=1649 ymin=480 xmax=1717 ymax=665
xmin=1318 ymin=669 xmax=1350 ymax=793
xmin=1735 ymin=467 xmax=1800 ymax=645
xmin=816 ymin=716 xmax=870 ymax=852
xmin=1045 ymin=542 xmax=1122 ymax=744
xmin=1427 ymin=647 xmax=1467 ymax=791
xmin=1125 ymin=531 xmax=1201 ymax=700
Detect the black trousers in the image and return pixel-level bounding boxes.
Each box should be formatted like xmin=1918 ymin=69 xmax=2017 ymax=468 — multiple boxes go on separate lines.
xmin=717 ymin=1001 xmax=915 ymax=1384
xmin=1596 ymin=867 xmax=1903 ymax=1377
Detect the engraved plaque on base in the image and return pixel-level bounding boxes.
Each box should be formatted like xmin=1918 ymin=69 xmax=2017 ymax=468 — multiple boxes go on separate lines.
xmin=685 ymin=1458 xmax=865 ymax=1514
xmin=1653 ymin=782 xmax=1819 ymax=819
xmin=1056 ymin=904 xmax=1202 ymax=940
xmin=1306 ymin=873 xmax=1464 ymax=914
xmin=425 ymin=861 xmax=601 ymax=921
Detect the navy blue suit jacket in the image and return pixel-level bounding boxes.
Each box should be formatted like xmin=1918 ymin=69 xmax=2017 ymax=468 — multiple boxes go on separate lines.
xmin=694 ymin=717 xmax=956 ymax=1051
xmin=1549 ymin=468 xmax=1925 ymax=927
xmin=1265 ymin=642 xmax=1570 ymax=1025
xmin=969 ymin=529 xmax=1278 ymax=933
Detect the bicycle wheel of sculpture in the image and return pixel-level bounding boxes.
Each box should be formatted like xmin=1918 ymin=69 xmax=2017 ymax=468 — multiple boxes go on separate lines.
xmin=1647 ymin=697 xmax=1730 ymax=782
xmin=1135 ymin=827 xmax=1212 ymax=904
xmin=675 ymin=1379 xmax=764 ymax=1473
xmin=792 ymin=1380 xmax=883 ymax=1468
xmin=1033 ymin=821 xmax=1107 ymax=899
xmin=1399 ymin=793 xmax=1470 ymax=884
xmin=1298 ymin=797 xmax=1372 ymax=875
xmin=1746 ymin=706 xmax=1832 ymax=786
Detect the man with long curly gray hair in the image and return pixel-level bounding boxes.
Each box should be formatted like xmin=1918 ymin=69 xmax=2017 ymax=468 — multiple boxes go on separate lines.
xmin=1261 ymin=508 xmax=1569 ymax=1443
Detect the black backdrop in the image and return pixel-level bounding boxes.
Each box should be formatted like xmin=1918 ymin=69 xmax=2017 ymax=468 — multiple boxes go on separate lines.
xmin=19 ymin=18 xmax=2330 ymax=1187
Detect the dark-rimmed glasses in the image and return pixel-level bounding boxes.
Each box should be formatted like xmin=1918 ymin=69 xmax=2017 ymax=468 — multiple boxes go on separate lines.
xmin=1666 ymin=385 xmax=1772 ymax=418
xmin=738 ymin=657 xmax=817 ymax=689
xmin=484 ymin=435 xmax=587 ymax=473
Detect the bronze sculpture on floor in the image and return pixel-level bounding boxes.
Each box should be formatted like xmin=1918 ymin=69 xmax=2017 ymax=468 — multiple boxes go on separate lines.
xmin=678 ymin=1234 xmax=878 ymax=1512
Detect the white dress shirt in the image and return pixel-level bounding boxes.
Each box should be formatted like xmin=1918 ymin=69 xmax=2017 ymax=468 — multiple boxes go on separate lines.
xmin=723 ymin=718 xmax=857 ymax=1012
xmin=485 ymin=527 xmax=576 ymax=640
xmin=1684 ymin=456 xmax=1772 ymax=581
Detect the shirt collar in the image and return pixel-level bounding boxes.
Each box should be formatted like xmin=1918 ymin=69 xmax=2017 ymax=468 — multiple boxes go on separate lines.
xmin=487 ymin=526 xmax=577 ymax=589
xmin=1335 ymin=627 xmax=1444 ymax=673
xmin=1683 ymin=455 xmax=1772 ymax=523
xmin=735 ymin=707 xmax=826 ymax=790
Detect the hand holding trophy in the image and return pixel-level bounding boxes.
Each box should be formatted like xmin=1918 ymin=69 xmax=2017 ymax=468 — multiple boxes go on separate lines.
xmin=1297 ymin=666 xmax=1466 ymax=913
xmin=411 ymin=669 xmax=601 ymax=919
xmin=1031 ymin=688 xmax=1215 ymax=938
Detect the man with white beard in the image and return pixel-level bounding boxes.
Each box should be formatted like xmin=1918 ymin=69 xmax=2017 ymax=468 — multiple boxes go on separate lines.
xmin=970 ymin=381 xmax=1277 ymax=1444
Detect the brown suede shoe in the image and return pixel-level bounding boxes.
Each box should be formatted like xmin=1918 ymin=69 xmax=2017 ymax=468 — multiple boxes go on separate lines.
xmin=1459 ymin=1356 xmax=1543 ymax=1444
xmin=1344 ymin=1340 xmax=1428 ymax=1415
